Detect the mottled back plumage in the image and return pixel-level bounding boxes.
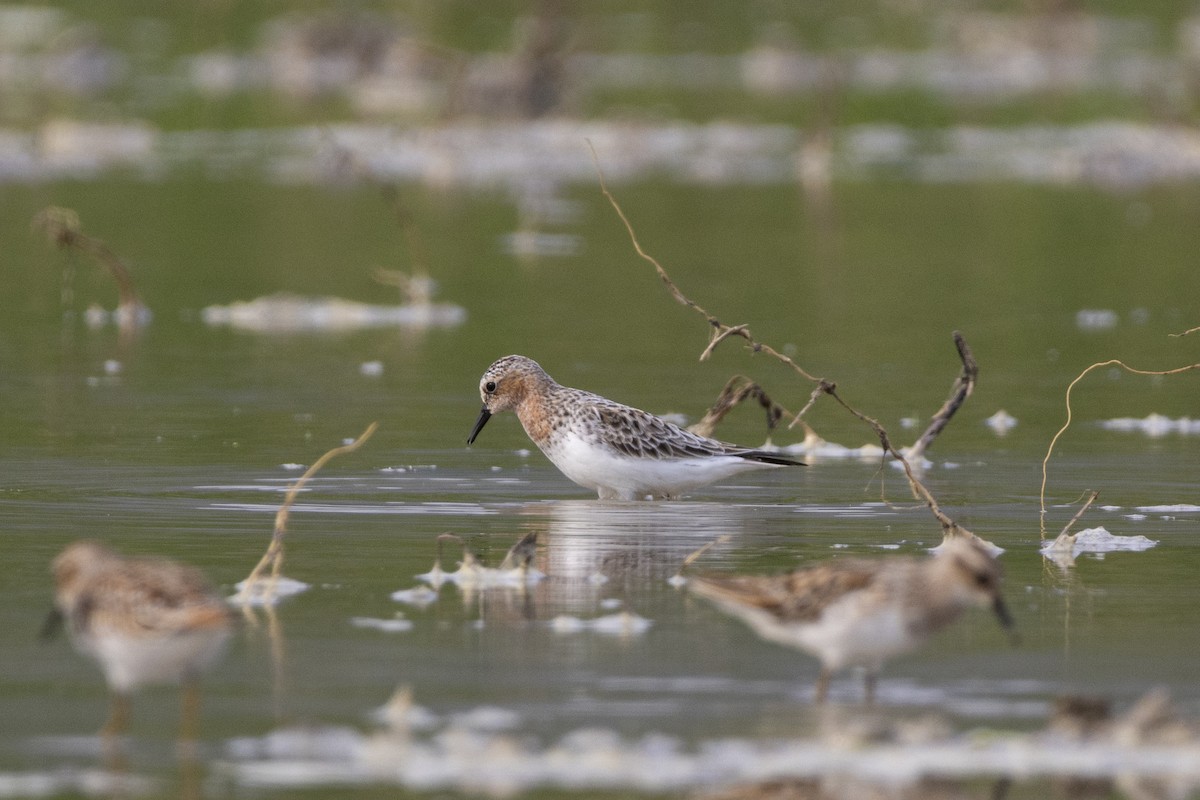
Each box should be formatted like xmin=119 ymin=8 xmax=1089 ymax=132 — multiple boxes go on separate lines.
xmin=693 ymin=560 xmax=879 ymax=623
xmin=52 ymin=540 xmax=232 ymax=641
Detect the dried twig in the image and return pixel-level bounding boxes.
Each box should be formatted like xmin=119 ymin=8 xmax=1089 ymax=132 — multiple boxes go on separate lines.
xmin=321 ymin=134 xmax=433 ymax=293
xmin=236 ymin=422 xmax=378 ymax=605
xmin=375 ymin=183 xmax=432 ymax=277
xmin=32 ymin=206 xmax=147 ymax=341
xmin=498 ymin=531 xmax=539 ymax=571
xmin=1039 ymin=360 xmax=1200 ymax=533
xmin=1060 ymin=490 xmax=1100 ymax=539
xmin=699 ymin=325 xmax=750 ymax=362
xmin=823 ymin=383 xmax=976 ymax=540
xmin=586 ymin=141 xmax=820 ymax=381
xmin=673 ymin=534 xmax=733 ymax=582
xmin=1044 ymin=490 xmax=1100 ymax=555
xmin=369 ymin=183 xmax=437 ymax=307
xmin=906 ymin=332 xmax=977 ymax=463
xmin=1168 ymin=326 xmax=1200 ymax=338
xmin=588 ymin=142 xmax=980 ymax=542
xmin=688 ymin=376 xmax=787 ymax=439
xmin=374 ymin=267 xmax=435 ymax=306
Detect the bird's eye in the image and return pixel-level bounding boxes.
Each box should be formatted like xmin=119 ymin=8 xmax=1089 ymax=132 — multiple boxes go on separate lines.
xmin=974 ymin=572 xmax=991 ymax=587
xmin=485 ymin=381 xmax=497 ymax=393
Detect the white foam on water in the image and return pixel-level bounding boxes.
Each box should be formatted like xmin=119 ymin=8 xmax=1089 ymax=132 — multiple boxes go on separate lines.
xmin=230 ymin=575 xmax=312 ymax=607
xmin=0 ymin=768 xmax=157 ymax=798
xmin=1041 ymin=526 xmax=1158 ymax=558
xmin=216 ymin=715 xmax=1200 ymax=795
xmin=1135 ymin=504 xmax=1200 ymax=513
xmin=349 ymin=616 xmax=414 ymax=633
xmin=200 ymin=293 xmax=466 ymax=332
xmin=390 ymin=585 xmax=440 ymax=607
xmin=416 ymin=562 xmax=546 ymax=591
xmin=985 ymin=409 xmax=1018 ymax=435
xmin=1100 ymin=415 xmax=1200 ymax=437
xmin=1075 ymin=308 xmax=1118 ymax=330
xmin=549 ymin=612 xmax=652 ymax=637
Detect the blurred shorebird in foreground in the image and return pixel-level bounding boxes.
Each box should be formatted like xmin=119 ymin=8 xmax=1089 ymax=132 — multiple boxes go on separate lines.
xmin=45 ymin=540 xmax=233 ymax=739
xmin=689 ymin=537 xmax=1016 ymax=703
xmin=467 ymin=355 xmax=802 ymax=500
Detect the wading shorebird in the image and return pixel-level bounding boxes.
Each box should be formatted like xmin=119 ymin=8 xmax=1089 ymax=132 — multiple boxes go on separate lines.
xmin=45 ymin=540 xmax=234 ymax=739
xmin=467 ymin=355 xmax=803 ymax=500
xmin=689 ymin=537 xmax=1016 ymax=703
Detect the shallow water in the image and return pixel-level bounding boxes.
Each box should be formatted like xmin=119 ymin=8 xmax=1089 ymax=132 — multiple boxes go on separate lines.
xmin=2 ymin=172 xmax=1199 ymax=799
xmin=3 ymin=4 xmax=1200 ymax=793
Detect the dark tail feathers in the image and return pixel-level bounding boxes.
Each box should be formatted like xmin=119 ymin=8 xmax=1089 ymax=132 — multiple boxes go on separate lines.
xmin=740 ymin=450 xmax=805 ymax=467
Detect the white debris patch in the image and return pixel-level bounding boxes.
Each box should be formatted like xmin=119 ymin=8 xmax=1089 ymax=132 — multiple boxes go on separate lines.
xmin=1135 ymin=504 xmax=1200 ymax=514
xmin=1100 ymin=415 xmax=1200 ymax=437
xmin=230 ymin=575 xmax=312 ymax=606
xmin=1075 ymin=309 xmax=1119 ymax=330
xmin=390 ymin=585 xmax=440 ymax=607
xmin=218 ymin=690 xmax=1200 ymax=796
xmin=985 ymin=409 xmax=1018 ymax=435
xmin=1041 ymin=526 xmax=1158 ymax=558
xmin=779 ymin=437 xmax=886 ymax=462
xmin=416 ymin=560 xmax=545 ymax=591
xmin=549 ymin=612 xmax=653 ymax=637
xmin=349 ymin=616 xmax=414 ymax=633
xmin=201 ymin=293 xmax=466 ymax=332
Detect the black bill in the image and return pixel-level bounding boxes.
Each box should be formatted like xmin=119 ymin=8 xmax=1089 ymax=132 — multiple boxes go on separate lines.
xmin=39 ymin=607 xmax=64 ymax=641
xmin=467 ymin=407 xmax=492 ymax=445
xmin=992 ymin=595 xmax=1020 ymax=645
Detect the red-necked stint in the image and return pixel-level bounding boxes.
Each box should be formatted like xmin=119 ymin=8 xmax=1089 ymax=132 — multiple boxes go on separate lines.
xmin=689 ymin=537 xmax=1015 ymax=703
xmin=467 ymin=355 xmax=802 ymax=500
xmin=46 ymin=540 xmax=234 ymax=738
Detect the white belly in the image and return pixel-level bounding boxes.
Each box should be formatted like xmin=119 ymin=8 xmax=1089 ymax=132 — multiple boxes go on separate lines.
xmin=793 ymin=602 xmax=920 ymax=671
xmin=545 ymin=435 xmax=771 ymax=500
xmin=77 ymin=627 xmax=232 ymax=692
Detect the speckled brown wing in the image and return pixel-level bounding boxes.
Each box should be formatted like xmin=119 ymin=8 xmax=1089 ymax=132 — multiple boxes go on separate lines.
xmin=692 ymin=560 xmax=881 ymax=623
xmin=85 ymin=559 xmax=231 ymax=637
xmin=584 ymin=395 xmax=736 ymax=460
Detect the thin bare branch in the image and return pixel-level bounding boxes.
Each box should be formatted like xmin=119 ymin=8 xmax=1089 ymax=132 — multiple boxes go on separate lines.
xmin=586 ymin=140 xmax=823 ymax=382
xmin=237 ymin=422 xmax=379 ymax=605
xmin=788 ymin=383 xmax=828 ymax=429
xmin=1039 ymin=360 xmax=1200 ymax=532
xmin=700 ymin=324 xmax=750 ymax=361
xmin=1059 ymin=490 xmax=1100 ymax=539
xmin=320 ymin=134 xmax=433 ymax=288
xmin=1168 ymin=325 xmax=1200 ymax=338
xmin=820 ymin=383 xmax=972 ymax=539
xmin=674 ymin=534 xmax=733 ymax=581
xmin=1043 ymin=490 xmax=1100 ymax=556
xmin=589 ymin=145 xmax=984 ymax=543
xmin=33 ymin=206 xmax=147 ymax=342
xmin=906 ymin=331 xmax=978 ymax=463
xmin=688 ymin=376 xmax=788 ymax=439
